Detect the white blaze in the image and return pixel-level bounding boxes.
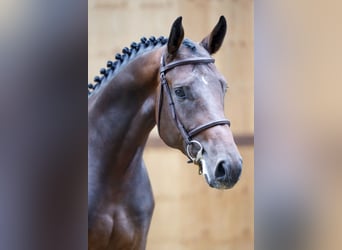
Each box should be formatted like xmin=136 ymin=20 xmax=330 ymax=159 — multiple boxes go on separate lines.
xmin=201 ymin=76 xmax=209 ymax=85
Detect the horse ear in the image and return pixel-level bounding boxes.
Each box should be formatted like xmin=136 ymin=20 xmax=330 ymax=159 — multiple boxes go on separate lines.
xmin=200 ymin=16 xmax=227 ymax=54
xmin=167 ymin=16 xmax=184 ymax=57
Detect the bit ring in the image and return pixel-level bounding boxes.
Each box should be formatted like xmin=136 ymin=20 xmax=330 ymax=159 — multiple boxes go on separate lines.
xmin=186 ymin=140 xmax=203 ymax=163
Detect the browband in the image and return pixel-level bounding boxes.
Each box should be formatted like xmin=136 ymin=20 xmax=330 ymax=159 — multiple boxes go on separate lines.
xmin=160 ymin=57 xmax=215 ymax=73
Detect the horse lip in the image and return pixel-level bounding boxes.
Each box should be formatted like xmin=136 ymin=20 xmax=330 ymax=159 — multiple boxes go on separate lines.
xmin=211 ymin=181 xmax=236 ymax=189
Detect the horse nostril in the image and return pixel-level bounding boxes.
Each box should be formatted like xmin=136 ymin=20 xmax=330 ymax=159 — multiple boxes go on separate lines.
xmin=215 ymin=159 xmax=242 ymax=180
xmin=215 ymin=161 xmax=227 ymax=179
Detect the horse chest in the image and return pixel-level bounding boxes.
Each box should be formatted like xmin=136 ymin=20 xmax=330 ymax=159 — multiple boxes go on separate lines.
xmin=89 ymin=162 xmax=154 ymax=250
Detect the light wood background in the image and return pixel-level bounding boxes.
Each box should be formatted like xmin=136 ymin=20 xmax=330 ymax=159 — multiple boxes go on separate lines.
xmin=89 ymin=0 xmax=253 ymax=249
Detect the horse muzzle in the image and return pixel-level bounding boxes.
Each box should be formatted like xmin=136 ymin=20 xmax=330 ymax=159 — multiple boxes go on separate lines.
xmin=201 ymin=157 xmax=243 ymax=189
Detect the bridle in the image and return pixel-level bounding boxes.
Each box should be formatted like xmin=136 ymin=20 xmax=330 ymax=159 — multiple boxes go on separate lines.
xmin=157 ymin=54 xmax=230 ymax=172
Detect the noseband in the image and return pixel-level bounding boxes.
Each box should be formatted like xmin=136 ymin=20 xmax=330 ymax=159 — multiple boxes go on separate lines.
xmin=157 ymin=54 xmax=230 ymax=170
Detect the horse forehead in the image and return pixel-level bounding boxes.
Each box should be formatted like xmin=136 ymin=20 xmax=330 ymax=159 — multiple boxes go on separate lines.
xmin=177 ymin=66 xmax=222 ymax=84
xmin=171 ymin=71 xmax=210 ymax=85
xmin=195 ymin=66 xmax=227 ymax=86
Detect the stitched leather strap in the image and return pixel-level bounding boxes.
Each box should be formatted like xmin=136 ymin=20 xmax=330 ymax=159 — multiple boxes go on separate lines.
xmin=160 ymin=57 xmax=215 ymax=73
xmin=188 ymin=119 xmax=231 ymax=138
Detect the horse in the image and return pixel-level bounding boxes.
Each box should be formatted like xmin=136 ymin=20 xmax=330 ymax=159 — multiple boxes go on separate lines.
xmin=88 ymin=16 xmax=242 ymax=250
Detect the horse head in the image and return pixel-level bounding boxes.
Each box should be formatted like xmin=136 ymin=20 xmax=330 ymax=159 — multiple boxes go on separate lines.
xmin=157 ymin=16 xmax=242 ymax=189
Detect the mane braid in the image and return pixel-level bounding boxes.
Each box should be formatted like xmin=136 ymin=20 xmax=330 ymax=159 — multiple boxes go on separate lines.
xmin=88 ymin=36 xmax=168 ymax=96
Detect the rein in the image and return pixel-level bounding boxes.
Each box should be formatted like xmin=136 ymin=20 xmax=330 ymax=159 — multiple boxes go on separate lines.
xmin=157 ymin=54 xmax=230 ymax=171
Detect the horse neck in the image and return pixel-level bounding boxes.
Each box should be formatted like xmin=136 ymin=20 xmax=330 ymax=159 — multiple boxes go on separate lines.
xmin=88 ymin=48 xmax=163 ymax=177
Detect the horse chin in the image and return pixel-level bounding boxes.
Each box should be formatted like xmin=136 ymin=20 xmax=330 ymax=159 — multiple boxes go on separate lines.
xmin=209 ymin=181 xmax=236 ymax=190
xmin=205 ymin=175 xmax=237 ymax=190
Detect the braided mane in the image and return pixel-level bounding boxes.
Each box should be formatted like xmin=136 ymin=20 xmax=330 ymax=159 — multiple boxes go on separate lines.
xmin=88 ymin=36 xmax=168 ymax=96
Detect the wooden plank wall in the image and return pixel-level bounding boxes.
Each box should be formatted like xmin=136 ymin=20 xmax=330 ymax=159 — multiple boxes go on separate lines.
xmin=89 ymin=0 xmax=253 ymax=249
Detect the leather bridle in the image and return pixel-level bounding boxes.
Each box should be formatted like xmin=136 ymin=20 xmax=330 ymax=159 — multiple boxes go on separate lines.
xmin=157 ymin=54 xmax=231 ymax=167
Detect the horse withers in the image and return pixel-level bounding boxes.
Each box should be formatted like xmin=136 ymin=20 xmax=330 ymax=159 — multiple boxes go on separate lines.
xmin=88 ymin=16 xmax=242 ymax=250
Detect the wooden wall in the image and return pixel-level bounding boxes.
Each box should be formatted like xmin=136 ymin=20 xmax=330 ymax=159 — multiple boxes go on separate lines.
xmin=89 ymin=0 xmax=253 ymax=249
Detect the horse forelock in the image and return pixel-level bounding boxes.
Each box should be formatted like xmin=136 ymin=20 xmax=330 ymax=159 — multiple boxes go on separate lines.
xmin=88 ymin=36 xmax=168 ymax=97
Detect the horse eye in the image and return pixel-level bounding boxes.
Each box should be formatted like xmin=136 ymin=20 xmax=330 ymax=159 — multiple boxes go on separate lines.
xmin=174 ymin=87 xmax=186 ymax=98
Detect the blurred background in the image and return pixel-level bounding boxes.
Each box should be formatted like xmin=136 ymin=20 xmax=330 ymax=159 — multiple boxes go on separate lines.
xmin=89 ymin=0 xmax=253 ymax=249
xmin=255 ymin=1 xmax=342 ymax=250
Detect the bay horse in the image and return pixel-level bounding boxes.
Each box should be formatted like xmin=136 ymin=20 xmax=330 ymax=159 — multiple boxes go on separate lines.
xmin=88 ymin=16 xmax=242 ymax=250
